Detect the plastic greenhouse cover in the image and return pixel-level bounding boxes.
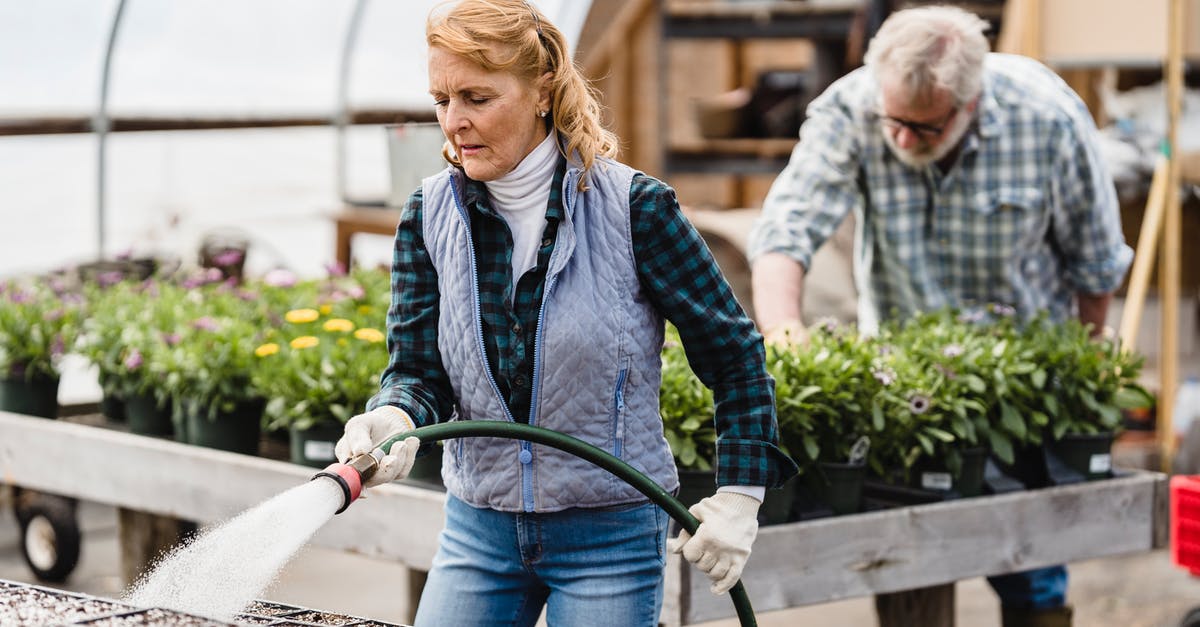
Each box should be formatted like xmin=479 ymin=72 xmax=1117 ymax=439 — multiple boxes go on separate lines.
xmin=0 ymin=0 xmax=591 ymax=281
xmin=0 ymin=0 xmax=591 ymax=117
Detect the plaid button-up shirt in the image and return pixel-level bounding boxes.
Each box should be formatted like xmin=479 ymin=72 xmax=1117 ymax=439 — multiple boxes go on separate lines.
xmin=370 ymin=161 xmax=797 ymax=489
xmin=750 ymin=53 xmax=1133 ymax=329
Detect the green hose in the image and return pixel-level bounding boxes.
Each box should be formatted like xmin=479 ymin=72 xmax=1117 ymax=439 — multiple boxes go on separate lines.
xmin=379 ymin=421 xmax=758 ymax=627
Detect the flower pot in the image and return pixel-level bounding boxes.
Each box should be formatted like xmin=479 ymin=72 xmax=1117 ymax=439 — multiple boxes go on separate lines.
xmin=184 ymin=398 xmax=264 ymax=455
xmin=992 ymin=443 xmax=1050 ymax=489
xmin=803 ymin=461 xmax=865 ymax=516
xmin=911 ymin=447 xmax=988 ymax=497
xmin=1050 ymin=432 xmax=1114 ymax=480
xmin=675 ymin=468 xmax=716 ymax=509
xmin=100 ymin=392 xmax=126 ymax=423
xmin=759 ymin=474 xmax=799 ymax=525
xmin=288 ymin=422 xmax=344 ymax=468
xmin=124 ymin=392 xmax=173 ymax=437
xmin=0 ymin=375 xmax=59 ymax=418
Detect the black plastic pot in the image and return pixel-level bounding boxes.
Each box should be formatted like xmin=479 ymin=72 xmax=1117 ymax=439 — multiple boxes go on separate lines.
xmin=288 ymin=421 xmax=344 ymax=468
xmin=911 ymin=447 xmax=988 ymax=497
xmin=676 ymin=468 xmax=716 ymax=509
xmin=0 ymin=375 xmax=59 ymax=419
xmin=124 ymin=392 xmax=173 ymax=437
xmin=184 ymin=398 xmax=264 ymax=455
xmin=803 ymin=461 xmax=865 ymax=516
xmin=1050 ymin=432 xmax=1114 ymax=480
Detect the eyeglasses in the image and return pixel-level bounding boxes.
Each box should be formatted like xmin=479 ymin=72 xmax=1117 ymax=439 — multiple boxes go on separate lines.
xmin=877 ymin=106 xmax=959 ymax=139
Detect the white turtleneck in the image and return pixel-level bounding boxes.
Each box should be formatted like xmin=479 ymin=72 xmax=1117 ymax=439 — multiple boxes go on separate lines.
xmin=484 ymin=131 xmax=559 ymax=302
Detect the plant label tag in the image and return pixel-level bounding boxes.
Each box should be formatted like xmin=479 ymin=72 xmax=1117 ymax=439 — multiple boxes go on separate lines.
xmin=921 ymin=472 xmax=952 ymax=491
xmin=305 ymin=440 xmax=336 ymax=461
xmin=1089 ymin=453 xmax=1112 ymax=474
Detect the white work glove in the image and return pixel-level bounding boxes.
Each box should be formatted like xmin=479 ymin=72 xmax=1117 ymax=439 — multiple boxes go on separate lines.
xmin=667 ymin=492 xmax=761 ymax=595
xmin=334 ymin=405 xmax=420 ymax=488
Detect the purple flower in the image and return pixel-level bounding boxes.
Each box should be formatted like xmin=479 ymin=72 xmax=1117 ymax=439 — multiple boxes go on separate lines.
xmin=942 ymin=344 xmax=964 ymax=358
xmin=212 ymin=249 xmax=244 ymax=266
xmin=161 ymin=332 xmax=181 ymax=346
xmin=44 ymin=309 xmax=64 ymax=322
xmin=908 ymin=394 xmax=931 ymax=415
xmin=192 ymin=316 xmax=219 ymax=332
xmin=96 ymin=271 xmax=125 ymax=287
xmin=263 ymin=268 xmax=297 ymax=288
xmin=989 ymin=303 xmax=1016 ymax=317
xmin=325 ymin=262 xmax=347 ymax=278
xmin=872 ymin=366 xmax=897 ymax=387
xmin=124 ymin=349 xmax=143 ymax=370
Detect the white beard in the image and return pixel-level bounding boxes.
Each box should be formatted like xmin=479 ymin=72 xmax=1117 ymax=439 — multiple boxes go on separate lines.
xmin=883 ymin=109 xmax=974 ymax=169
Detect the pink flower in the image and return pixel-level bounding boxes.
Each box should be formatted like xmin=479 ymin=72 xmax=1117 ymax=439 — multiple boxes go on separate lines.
xmin=124 ymin=349 xmax=143 ymax=370
xmin=192 ymin=316 xmax=219 ymax=332
xmin=263 ymin=268 xmax=298 ymax=288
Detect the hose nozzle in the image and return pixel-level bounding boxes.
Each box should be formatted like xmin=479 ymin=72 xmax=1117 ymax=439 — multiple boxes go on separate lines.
xmin=311 ymin=448 xmax=384 ymax=514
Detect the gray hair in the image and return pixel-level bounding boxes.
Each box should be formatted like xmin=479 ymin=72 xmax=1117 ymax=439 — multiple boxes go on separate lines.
xmin=863 ymin=5 xmax=990 ymax=105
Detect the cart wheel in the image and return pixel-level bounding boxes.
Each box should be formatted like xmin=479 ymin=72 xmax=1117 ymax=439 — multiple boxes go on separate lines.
xmin=1182 ymin=606 xmax=1200 ymax=627
xmin=18 ymin=496 xmax=81 ymax=583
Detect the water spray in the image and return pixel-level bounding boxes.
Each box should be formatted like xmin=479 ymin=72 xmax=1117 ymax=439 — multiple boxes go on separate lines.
xmin=310 ymin=420 xmax=759 ymax=627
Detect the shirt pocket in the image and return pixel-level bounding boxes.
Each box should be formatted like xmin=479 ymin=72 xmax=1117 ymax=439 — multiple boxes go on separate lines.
xmin=965 ymin=187 xmax=1046 ymax=261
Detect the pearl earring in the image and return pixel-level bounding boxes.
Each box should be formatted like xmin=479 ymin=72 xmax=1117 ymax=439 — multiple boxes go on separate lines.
xmin=538 ymin=110 xmax=548 ymax=118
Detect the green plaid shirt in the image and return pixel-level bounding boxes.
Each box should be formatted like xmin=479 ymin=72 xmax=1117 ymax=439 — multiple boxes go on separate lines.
xmin=370 ymin=161 xmax=797 ymax=488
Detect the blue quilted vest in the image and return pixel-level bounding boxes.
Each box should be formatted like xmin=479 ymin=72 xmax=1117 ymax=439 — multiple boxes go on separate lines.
xmin=420 ymin=158 xmax=677 ymax=512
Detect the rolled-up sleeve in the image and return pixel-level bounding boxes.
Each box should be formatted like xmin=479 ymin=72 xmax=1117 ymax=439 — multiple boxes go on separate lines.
xmin=1048 ymin=115 xmax=1134 ymax=295
xmin=748 ymin=85 xmax=866 ymax=271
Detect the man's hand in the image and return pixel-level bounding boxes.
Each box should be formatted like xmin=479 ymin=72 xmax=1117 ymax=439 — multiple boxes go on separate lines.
xmin=335 ymin=406 xmax=420 ymax=487
xmin=667 ymin=492 xmax=761 ymax=594
xmin=762 ymin=319 xmax=810 ymax=347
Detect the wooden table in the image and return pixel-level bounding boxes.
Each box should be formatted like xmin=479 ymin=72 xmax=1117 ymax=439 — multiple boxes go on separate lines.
xmin=0 ymin=411 xmax=1169 ymax=626
xmin=333 ymin=207 xmax=402 ymax=270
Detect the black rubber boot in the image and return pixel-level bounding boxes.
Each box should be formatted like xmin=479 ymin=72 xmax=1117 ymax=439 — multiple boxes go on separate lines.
xmin=1001 ymin=605 xmax=1073 ymax=627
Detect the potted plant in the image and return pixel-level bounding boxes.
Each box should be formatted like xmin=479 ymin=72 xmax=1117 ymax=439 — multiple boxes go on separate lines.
xmin=253 ymin=269 xmax=392 ymax=468
xmin=1032 ymin=317 xmax=1153 ymax=480
xmin=659 ymin=324 xmax=717 ymax=509
xmin=148 ymin=279 xmax=270 ymax=454
xmin=767 ymin=320 xmax=874 ymax=515
xmin=0 ymin=274 xmax=83 ymax=418
xmin=875 ymin=309 xmax=1041 ymax=498
xmin=77 ymin=277 xmax=191 ymax=436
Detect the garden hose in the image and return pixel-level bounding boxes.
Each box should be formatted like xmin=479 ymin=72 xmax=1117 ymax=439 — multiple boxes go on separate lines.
xmin=317 ymin=421 xmax=758 ymax=627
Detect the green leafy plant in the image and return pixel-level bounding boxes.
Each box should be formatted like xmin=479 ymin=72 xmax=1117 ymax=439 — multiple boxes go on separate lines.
xmin=767 ymin=321 xmax=875 ymax=472
xmin=1024 ymin=317 xmax=1153 ymax=439
xmin=0 ymin=273 xmax=83 ymax=382
xmin=659 ymin=324 xmax=716 ymax=471
xmin=252 ymin=269 xmax=391 ymax=432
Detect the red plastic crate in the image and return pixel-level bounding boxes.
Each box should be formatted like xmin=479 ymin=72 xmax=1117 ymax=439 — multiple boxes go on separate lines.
xmin=1171 ymin=475 xmax=1200 ymax=575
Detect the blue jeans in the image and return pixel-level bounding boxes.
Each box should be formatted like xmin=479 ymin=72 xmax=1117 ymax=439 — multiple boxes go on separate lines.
xmin=987 ymin=565 xmax=1068 ymax=609
xmin=414 ymin=495 xmax=669 ymax=627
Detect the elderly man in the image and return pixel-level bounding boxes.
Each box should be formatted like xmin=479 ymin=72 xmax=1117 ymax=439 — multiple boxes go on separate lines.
xmin=748 ymin=6 xmax=1132 ymax=627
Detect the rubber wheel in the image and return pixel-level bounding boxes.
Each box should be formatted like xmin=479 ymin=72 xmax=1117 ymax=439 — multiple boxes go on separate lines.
xmin=1182 ymin=607 xmax=1200 ymax=627
xmin=17 ymin=496 xmax=81 ymax=583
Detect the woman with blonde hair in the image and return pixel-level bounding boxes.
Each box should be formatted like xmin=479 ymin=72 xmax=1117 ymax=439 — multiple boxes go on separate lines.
xmin=334 ymin=1 xmax=796 ymax=624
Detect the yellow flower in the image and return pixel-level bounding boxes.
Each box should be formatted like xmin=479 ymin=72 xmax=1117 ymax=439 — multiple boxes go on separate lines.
xmin=285 ymin=308 xmax=320 ymax=324
xmin=290 ymin=336 xmax=320 ymax=349
xmin=323 ymin=318 xmax=355 ymax=333
xmin=254 ymin=343 xmax=279 ymax=357
xmin=354 ymin=328 xmax=385 ymax=343
xmin=357 ymin=305 xmax=373 ymax=315
xmin=319 ymin=304 xmax=333 ymax=315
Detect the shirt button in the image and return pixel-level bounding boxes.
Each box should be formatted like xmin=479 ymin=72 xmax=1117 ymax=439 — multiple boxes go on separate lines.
xmin=519 ymin=449 xmax=533 ymax=464
xmin=541 ymin=237 xmax=552 ymax=248
xmin=513 ymin=322 xmax=522 ymax=335
xmin=512 ymin=373 xmax=528 ymax=388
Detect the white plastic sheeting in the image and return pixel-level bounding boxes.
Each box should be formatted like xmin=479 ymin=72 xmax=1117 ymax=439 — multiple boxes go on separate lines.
xmin=0 ymin=0 xmax=590 ymax=277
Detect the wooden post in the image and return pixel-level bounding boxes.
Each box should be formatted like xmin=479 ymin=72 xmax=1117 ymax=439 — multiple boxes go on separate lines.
xmin=118 ymin=508 xmax=194 ymax=586
xmin=875 ymin=583 xmax=955 ymax=627
xmin=1159 ymin=0 xmax=1185 ymax=468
